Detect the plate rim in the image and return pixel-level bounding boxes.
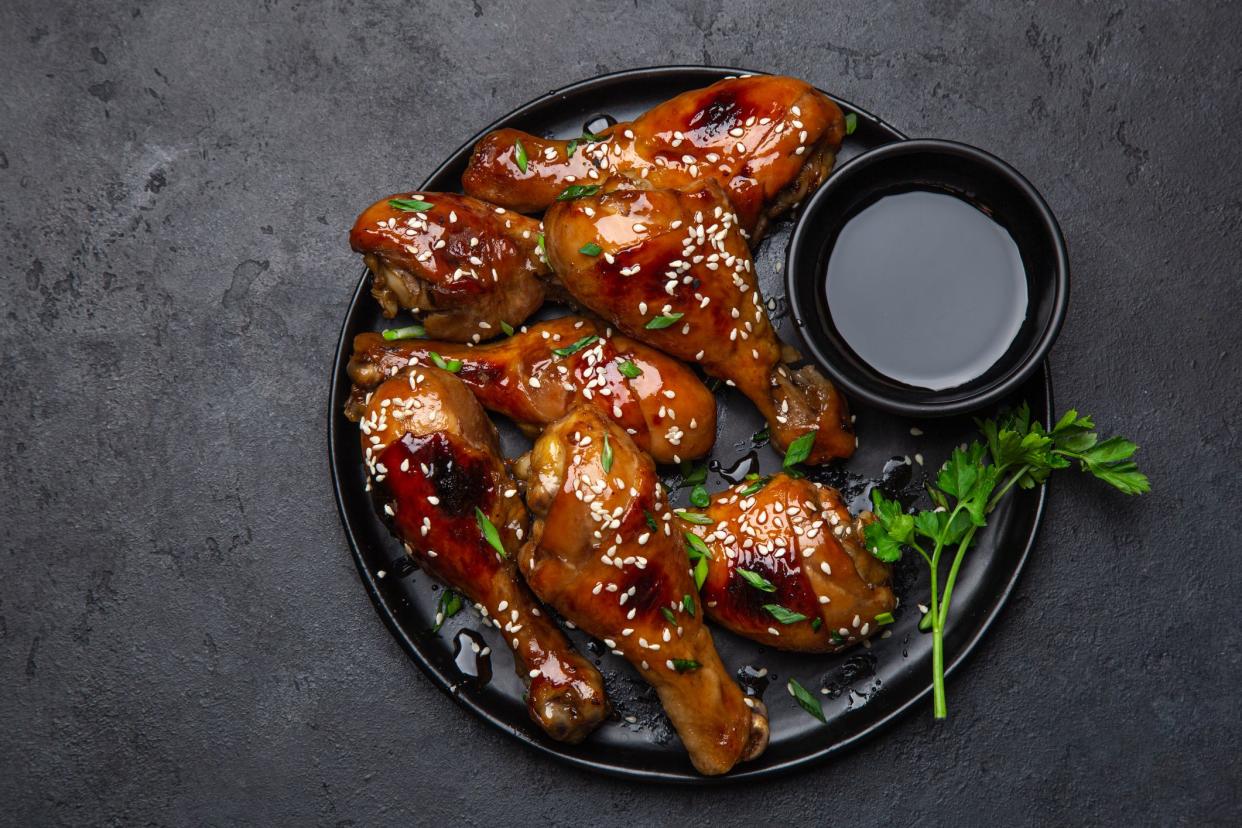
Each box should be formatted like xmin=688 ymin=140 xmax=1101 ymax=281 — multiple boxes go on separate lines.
xmin=327 ymin=64 xmax=1051 ymax=783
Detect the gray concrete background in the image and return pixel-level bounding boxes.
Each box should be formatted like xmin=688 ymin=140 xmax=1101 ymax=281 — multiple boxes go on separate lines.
xmin=2 ymin=0 xmax=1239 ymax=824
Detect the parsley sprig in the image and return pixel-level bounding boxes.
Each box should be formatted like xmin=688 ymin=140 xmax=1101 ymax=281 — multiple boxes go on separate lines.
xmin=864 ymin=404 xmax=1149 ymax=720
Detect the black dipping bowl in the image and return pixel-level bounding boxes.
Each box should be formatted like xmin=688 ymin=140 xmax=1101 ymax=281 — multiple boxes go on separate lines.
xmin=786 ymin=139 xmax=1069 ymax=417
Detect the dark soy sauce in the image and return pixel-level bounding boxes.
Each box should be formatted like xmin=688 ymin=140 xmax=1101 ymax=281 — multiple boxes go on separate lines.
xmin=452 ymin=629 xmax=492 ymax=687
xmin=824 ymin=190 xmax=1028 ymax=390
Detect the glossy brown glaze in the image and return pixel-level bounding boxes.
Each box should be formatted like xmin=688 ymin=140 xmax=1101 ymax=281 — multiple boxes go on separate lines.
xmin=345 ymin=316 xmax=716 ymax=463
xmin=544 ymin=178 xmax=855 ymax=464
xmin=692 ymin=473 xmax=895 ymax=652
xmin=359 ymin=368 xmax=608 ymax=742
xmin=516 ymin=407 xmax=768 ymax=775
xmin=462 ymin=75 xmax=844 ymax=240
xmin=349 ymin=192 xmax=550 ymax=341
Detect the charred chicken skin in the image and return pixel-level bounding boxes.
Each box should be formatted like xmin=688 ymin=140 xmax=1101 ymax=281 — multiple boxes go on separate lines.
xmin=349 ymin=192 xmax=550 ymax=341
xmin=516 ymin=406 xmax=768 ymax=775
xmin=690 ymin=473 xmax=895 ymax=652
xmin=345 ymin=316 xmax=716 ymax=463
xmin=462 ymin=75 xmax=845 ymax=240
xmin=358 ymin=367 xmax=608 ymax=742
xmin=543 ymin=178 xmax=855 ymax=464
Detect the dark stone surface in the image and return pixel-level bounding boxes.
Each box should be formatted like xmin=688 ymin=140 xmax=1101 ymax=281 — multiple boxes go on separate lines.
xmin=1 ymin=0 xmax=1238 ymax=824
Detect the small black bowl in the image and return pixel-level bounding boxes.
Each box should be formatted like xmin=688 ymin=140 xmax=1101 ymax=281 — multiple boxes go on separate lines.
xmin=786 ymin=139 xmax=1069 ymax=417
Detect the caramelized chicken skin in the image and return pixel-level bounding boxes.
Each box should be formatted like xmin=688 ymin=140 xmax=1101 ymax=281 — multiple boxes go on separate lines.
xmin=690 ymin=473 xmax=895 ymax=652
xmin=358 ymin=368 xmax=608 ymax=741
xmin=544 ymin=178 xmax=855 ymax=464
xmin=350 ymin=192 xmax=550 ymax=341
xmin=516 ymin=406 xmax=768 ymax=775
xmin=462 ymin=75 xmax=844 ymax=240
xmin=345 ymin=316 xmax=716 ymax=463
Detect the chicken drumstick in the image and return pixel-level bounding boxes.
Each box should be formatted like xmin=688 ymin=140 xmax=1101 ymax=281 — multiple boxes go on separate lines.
xmin=358 ymin=367 xmax=608 ymax=741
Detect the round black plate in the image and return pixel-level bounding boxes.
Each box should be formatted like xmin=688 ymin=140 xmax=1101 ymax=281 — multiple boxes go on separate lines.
xmin=328 ymin=66 xmax=1051 ymax=782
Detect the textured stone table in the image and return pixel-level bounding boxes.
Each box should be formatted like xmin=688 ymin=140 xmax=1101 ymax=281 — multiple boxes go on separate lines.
xmin=2 ymin=1 xmax=1238 ymax=824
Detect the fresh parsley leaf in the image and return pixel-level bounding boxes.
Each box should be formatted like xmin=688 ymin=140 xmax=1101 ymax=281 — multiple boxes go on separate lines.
xmin=579 ymin=242 xmax=602 ymax=256
xmin=474 ymin=508 xmax=506 ymax=558
xmin=736 ymin=568 xmax=776 ymax=593
xmin=382 ymin=324 xmax=426 ymax=341
xmin=788 ymin=678 xmax=826 ymax=723
xmin=645 ymin=312 xmax=684 ymax=330
xmin=674 ymin=509 xmax=712 ymax=525
xmin=689 ymin=485 xmax=710 ymax=508
xmin=514 ymin=138 xmax=528 ymax=173
xmin=428 ymin=351 xmax=462 ymax=373
xmin=783 ymin=431 xmax=817 ymax=467
xmin=556 ymin=184 xmax=600 ymax=201
xmin=388 ymin=198 xmax=433 ymax=212
xmin=618 ymin=359 xmax=642 ymax=379
xmin=763 ymin=604 xmax=808 ymax=624
xmin=551 ymin=334 xmax=599 ymax=357
xmin=601 ymin=433 xmax=613 ymax=473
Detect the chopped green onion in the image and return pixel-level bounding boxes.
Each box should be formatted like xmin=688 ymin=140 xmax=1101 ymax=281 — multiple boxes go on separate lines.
xmin=474 ymin=507 xmax=506 ymax=558
xmin=556 ymin=184 xmax=600 ymax=201
xmin=689 ymin=485 xmax=710 ymax=508
xmin=737 ymin=568 xmax=776 ymax=593
xmin=514 ymin=138 xmax=528 ymax=173
xmin=763 ymin=604 xmax=808 ymax=624
xmin=684 ymin=532 xmax=710 ymax=561
xmin=644 ymin=510 xmax=658 ymax=531
xmin=536 ymin=232 xmax=546 ymax=256
xmin=382 ymin=324 xmax=426 ymax=341
xmin=693 ymin=555 xmax=709 ymax=590
xmin=674 ymin=509 xmax=713 ymax=526
xmin=783 ymin=431 xmax=817 ymax=468
xmin=661 ymin=606 xmax=677 ymax=625
xmin=875 ymin=611 xmax=895 ymax=626
xmin=680 ymin=461 xmax=707 ymax=486
xmin=671 ymin=659 xmax=701 ymax=673
xmin=601 ymin=433 xmax=613 ymax=473
xmin=565 ymin=138 xmax=578 ymax=158
xmin=500 ymin=321 xmax=515 ymax=336
xmin=388 ymin=198 xmax=433 ymax=212
xmin=429 ymin=351 xmax=462 ymax=373
xmin=740 ymin=477 xmax=769 ymax=497
xmin=751 ymin=426 xmax=771 ymax=445
xmin=683 ymin=594 xmax=696 ymax=616
xmin=788 ymin=678 xmax=826 ymax=723
xmin=552 ymin=334 xmax=599 ymax=358
xmin=432 ymin=589 xmax=463 ymax=632
xmin=579 ymin=242 xmax=602 ymax=256
xmin=618 ymin=359 xmax=642 ymax=379
xmin=811 ymin=617 xmax=823 ymax=632
xmin=844 ymin=112 xmax=858 ymax=135
xmin=645 ymin=312 xmax=684 ymax=330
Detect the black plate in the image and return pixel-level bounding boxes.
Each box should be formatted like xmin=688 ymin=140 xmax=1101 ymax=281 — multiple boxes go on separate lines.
xmin=328 ymin=66 xmax=1051 ymax=782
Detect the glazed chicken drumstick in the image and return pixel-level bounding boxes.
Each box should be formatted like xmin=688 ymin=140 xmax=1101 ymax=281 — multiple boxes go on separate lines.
xmin=345 ymin=316 xmax=717 ymax=463
xmin=349 ymin=192 xmax=551 ymax=341
xmin=515 ymin=406 xmax=768 ymax=775
xmin=544 ymin=178 xmax=855 ymax=464
xmin=357 ymin=367 xmax=609 ymax=741
xmin=689 ymin=473 xmax=895 ymax=652
xmin=462 ymin=74 xmax=845 ymax=240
